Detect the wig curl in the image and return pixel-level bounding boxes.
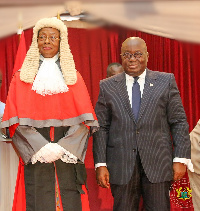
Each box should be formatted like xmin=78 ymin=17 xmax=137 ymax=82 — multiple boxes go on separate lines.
xmin=20 ymin=18 xmax=77 ymax=85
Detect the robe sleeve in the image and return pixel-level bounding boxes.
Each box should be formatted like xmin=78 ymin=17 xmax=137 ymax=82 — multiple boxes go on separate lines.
xmin=13 ymin=125 xmax=49 ymax=164
xmin=58 ymin=123 xmax=90 ymax=162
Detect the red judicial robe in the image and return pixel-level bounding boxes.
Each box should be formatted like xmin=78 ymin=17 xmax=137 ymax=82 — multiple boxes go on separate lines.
xmin=2 ymin=71 xmax=98 ymax=211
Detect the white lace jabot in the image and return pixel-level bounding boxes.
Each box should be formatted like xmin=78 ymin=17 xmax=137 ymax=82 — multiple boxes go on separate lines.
xmin=32 ymin=54 xmax=69 ymax=96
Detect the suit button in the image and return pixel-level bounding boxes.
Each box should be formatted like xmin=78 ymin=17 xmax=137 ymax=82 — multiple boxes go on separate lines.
xmin=136 ymin=130 xmax=139 ymax=134
xmin=133 ymin=149 xmax=136 ymax=152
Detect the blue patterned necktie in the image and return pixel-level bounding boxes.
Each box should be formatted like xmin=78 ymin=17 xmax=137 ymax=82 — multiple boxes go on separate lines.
xmin=132 ymin=76 xmax=141 ymax=120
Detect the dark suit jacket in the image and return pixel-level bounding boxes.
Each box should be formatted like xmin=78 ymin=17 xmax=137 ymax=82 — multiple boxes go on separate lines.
xmin=93 ymin=69 xmax=191 ymax=185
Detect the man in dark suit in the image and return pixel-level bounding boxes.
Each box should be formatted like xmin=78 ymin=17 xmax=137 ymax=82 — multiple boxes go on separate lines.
xmin=93 ymin=37 xmax=192 ymax=211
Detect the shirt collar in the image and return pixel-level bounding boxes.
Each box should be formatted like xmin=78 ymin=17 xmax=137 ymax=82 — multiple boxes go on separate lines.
xmin=125 ymin=69 xmax=147 ymax=81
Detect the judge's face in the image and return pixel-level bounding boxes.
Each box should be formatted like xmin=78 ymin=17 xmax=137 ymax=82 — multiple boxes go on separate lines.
xmin=38 ymin=27 xmax=60 ymax=58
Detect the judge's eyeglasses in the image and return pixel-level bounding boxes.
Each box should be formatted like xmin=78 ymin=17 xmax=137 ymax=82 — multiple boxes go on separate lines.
xmin=37 ymin=35 xmax=60 ymax=42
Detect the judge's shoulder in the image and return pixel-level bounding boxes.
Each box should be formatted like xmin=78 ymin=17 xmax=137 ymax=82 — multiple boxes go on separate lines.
xmin=10 ymin=70 xmax=21 ymax=81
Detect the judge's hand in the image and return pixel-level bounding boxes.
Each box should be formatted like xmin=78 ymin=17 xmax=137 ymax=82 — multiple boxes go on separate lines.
xmin=173 ymin=162 xmax=186 ymax=181
xmin=96 ymin=166 xmax=110 ymax=188
xmin=32 ymin=143 xmax=64 ymax=164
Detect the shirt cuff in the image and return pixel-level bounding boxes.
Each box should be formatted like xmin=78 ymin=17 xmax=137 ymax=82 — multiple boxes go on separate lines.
xmin=95 ymin=163 xmax=107 ymax=170
xmin=173 ymin=157 xmax=194 ymax=172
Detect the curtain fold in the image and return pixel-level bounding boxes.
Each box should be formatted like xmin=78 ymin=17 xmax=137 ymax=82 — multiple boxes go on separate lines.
xmin=0 ymin=26 xmax=199 ymax=211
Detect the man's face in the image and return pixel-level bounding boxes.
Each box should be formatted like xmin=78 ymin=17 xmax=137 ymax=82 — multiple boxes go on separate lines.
xmin=107 ymin=65 xmax=124 ymax=78
xmin=121 ymin=38 xmax=149 ymax=77
xmin=38 ymin=27 xmax=60 ymax=58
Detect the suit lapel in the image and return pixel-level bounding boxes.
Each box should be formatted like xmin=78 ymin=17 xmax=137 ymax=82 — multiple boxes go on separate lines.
xmin=114 ymin=70 xmax=157 ymax=123
xmin=138 ymin=69 xmax=157 ymax=121
xmin=114 ymin=72 xmax=136 ymax=123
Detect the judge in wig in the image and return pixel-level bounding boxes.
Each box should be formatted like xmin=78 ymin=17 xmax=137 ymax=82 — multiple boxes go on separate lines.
xmin=1 ymin=17 xmax=98 ymax=211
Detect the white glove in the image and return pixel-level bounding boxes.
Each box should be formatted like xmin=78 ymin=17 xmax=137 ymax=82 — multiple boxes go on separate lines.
xmin=61 ymin=149 xmax=78 ymax=164
xmin=31 ymin=143 xmax=65 ymax=164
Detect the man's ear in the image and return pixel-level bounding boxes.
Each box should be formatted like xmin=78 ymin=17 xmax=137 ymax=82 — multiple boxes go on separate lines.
xmin=146 ymin=52 xmax=149 ymax=62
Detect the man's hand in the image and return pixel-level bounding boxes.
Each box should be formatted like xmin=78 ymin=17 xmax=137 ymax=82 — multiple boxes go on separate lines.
xmin=96 ymin=166 xmax=110 ymax=188
xmin=173 ymin=162 xmax=187 ymax=181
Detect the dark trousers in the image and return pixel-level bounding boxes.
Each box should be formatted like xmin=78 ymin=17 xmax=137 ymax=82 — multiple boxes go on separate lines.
xmin=24 ymin=161 xmax=86 ymax=211
xmin=110 ymin=154 xmax=171 ymax=211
